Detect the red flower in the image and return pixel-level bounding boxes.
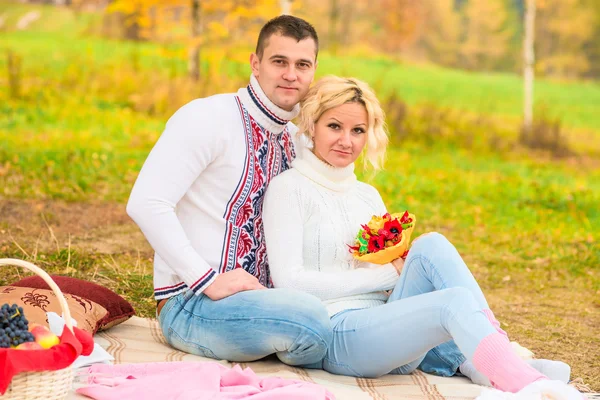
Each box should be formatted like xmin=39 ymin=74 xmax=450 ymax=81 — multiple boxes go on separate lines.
xmin=361 ymin=224 xmax=373 ymax=236
xmin=399 ymin=211 xmax=412 ymax=224
xmin=348 ymin=244 xmax=360 ymax=253
xmin=377 ymin=227 xmax=391 ymax=239
xmin=383 ymin=219 xmax=402 ymax=238
xmin=367 ymin=235 xmax=386 ymax=253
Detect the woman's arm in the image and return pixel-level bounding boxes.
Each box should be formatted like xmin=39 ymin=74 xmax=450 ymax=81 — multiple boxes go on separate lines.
xmin=263 ymin=177 xmax=399 ymax=301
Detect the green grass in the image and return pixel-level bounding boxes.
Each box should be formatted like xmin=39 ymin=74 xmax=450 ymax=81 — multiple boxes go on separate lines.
xmin=368 ymin=145 xmax=600 ymax=280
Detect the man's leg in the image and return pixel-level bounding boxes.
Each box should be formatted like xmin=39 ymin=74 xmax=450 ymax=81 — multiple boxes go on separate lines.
xmin=158 ymin=288 xmax=332 ymax=366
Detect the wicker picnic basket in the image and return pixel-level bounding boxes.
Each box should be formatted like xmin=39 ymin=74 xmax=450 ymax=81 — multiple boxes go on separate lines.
xmin=0 ymin=258 xmax=76 ymax=400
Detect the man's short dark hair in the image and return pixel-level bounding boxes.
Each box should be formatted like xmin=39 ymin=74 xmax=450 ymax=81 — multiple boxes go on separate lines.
xmin=256 ymin=15 xmax=319 ymax=60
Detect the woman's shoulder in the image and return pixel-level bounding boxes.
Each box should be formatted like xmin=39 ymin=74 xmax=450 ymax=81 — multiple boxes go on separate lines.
xmin=355 ymin=180 xmax=382 ymax=198
xmin=268 ymin=168 xmax=305 ymax=192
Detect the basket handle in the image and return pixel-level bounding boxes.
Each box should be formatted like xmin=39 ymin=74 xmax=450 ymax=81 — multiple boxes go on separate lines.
xmin=0 ymin=258 xmax=73 ymax=333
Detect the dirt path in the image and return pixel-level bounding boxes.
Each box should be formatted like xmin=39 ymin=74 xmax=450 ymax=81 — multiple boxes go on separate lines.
xmin=0 ymin=199 xmax=151 ymax=256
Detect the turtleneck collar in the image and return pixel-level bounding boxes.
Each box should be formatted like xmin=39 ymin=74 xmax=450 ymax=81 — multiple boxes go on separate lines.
xmin=236 ymin=74 xmax=300 ymax=134
xmin=292 ymin=143 xmax=357 ymax=192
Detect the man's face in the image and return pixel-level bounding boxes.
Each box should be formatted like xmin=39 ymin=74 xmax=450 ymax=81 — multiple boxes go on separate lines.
xmin=250 ymin=34 xmax=317 ymax=111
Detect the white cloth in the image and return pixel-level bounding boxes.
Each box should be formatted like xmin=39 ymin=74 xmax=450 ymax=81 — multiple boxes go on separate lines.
xmin=263 ymin=145 xmax=400 ymax=316
xmin=47 ymin=312 xmax=114 ymax=369
xmin=127 ymin=75 xmax=300 ymax=299
xmin=476 ymin=379 xmax=584 ymax=400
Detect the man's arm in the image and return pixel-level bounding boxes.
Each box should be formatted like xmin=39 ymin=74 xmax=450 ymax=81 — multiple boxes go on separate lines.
xmin=127 ymin=99 xmax=262 ymax=300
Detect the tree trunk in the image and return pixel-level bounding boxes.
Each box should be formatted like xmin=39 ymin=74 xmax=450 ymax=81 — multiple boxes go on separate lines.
xmin=329 ymin=0 xmax=340 ymax=55
xmin=188 ymin=0 xmax=202 ymax=81
xmin=522 ymin=0 xmax=536 ymax=141
xmin=280 ymin=0 xmax=293 ymax=15
xmin=340 ymin=2 xmax=354 ymax=46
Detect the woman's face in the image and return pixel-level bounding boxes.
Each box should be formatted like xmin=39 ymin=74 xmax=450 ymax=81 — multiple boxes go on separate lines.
xmin=311 ymin=102 xmax=368 ymax=168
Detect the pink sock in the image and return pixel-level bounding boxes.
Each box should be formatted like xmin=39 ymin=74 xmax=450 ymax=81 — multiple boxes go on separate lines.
xmin=473 ymin=333 xmax=548 ymax=393
xmin=483 ymin=309 xmax=508 ymax=338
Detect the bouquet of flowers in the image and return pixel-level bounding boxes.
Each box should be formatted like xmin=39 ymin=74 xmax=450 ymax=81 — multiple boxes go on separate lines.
xmin=349 ymin=211 xmax=416 ymax=264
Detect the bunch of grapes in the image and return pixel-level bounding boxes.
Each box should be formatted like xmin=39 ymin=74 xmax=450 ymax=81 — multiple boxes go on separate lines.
xmin=0 ymin=303 xmax=35 ymax=348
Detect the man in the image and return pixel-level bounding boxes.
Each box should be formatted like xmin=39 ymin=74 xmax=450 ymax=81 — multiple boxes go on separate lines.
xmin=127 ymin=15 xmax=331 ymax=366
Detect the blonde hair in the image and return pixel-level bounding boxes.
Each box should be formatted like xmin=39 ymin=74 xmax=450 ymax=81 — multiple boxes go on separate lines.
xmin=298 ymin=76 xmax=388 ymax=170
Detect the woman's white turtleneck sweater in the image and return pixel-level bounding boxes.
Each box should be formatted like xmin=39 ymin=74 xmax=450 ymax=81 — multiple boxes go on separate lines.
xmin=263 ymin=145 xmax=400 ymax=317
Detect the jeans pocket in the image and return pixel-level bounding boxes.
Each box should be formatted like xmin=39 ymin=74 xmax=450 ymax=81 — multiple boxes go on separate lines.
xmin=167 ymin=327 xmax=219 ymax=360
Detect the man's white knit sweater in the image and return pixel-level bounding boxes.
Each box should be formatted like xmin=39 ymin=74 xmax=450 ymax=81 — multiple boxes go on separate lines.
xmin=127 ymin=75 xmax=299 ymax=300
xmin=263 ymin=145 xmax=400 ymax=317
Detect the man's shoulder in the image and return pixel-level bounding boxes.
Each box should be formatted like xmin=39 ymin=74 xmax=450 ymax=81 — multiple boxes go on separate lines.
xmin=177 ymin=93 xmax=239 ymax=116
xmin=165 ymin=93 xmax=243 ymax=136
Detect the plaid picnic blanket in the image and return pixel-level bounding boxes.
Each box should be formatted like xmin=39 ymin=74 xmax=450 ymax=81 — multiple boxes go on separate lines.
xmin=69 ymin=316 xmax=597 ymax=400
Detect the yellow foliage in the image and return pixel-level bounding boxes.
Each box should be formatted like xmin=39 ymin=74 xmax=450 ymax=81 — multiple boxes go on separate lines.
xmin=460 ymin=0 xmax=513 ymax=70
xmin=536 ymin=0 xmax=596 ymax=77
xmin=106 ymin=0 xmax=288 ymax=46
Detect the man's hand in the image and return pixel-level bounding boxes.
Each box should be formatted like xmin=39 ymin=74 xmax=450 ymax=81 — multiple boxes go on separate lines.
xmin=202 ymin=268 xmax=266 ymax=301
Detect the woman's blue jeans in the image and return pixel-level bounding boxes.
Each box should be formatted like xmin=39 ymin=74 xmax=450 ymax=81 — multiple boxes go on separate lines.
xmin=322 ymin=232 xmax=494 ymax=378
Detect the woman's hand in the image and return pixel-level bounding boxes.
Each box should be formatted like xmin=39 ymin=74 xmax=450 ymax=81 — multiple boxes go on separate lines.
xmin=391 ymin=257 xmax=405 ymax=275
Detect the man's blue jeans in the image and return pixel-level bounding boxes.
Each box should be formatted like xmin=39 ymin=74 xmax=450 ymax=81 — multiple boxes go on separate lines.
xmin=158 ymin=287 xmax=332 ymax=366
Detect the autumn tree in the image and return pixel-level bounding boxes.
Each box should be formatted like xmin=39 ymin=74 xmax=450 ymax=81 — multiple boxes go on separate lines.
xmin=522 ymin=0 xmax=535 ymax=138
xmin=280 ymin=0 xmax=293 ymax=15
xmin=413 ymin=0 xmax=461 ymax=67
xmin=583 ymin=0 xmax=600 ymax=79
xmin=535 ymin=0 xmax=596 ymax=78
xmin=321 ymin=0 xmax=357 ymax=55
xmin=459 ymin=0 xmax=514 ymax=70
xmin=106 ymin=0 xmax=286 ymax=80
xmin=376 ymin=0 xmax=423 ymax=55
xmin=189 ymin=0 xmax=202 ymax=80
xmin=328 ymin=0 xmax=340 ymax=55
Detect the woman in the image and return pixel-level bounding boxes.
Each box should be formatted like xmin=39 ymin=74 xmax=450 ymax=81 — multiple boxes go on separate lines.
xmin=262 ymin=76 xmax=579 ymax=397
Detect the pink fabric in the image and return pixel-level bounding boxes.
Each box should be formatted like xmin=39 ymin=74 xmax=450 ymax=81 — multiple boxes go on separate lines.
xmin=473 ymin=333 xmax=547 ymax=393
xmin=483 ymin=309 xmax=508 ymax=338
xmin=76 ymin=361 xmax=335 ymax=400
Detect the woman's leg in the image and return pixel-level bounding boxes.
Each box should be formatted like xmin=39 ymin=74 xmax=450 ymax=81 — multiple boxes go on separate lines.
xmin=390 ymin=232 xmax=570 ymax=384
xmin=323 ymin=287 xmax=548 ymax=393
xmin=388 ymin=232 xmax=500 ymax=375
xmin=390 ymin=232 xmax=497 ymax=323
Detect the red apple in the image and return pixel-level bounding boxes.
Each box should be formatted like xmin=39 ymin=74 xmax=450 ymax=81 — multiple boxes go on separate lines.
xmin=15 ymin=341 xmax=44 ymax=350
xmin=29 ymin=323 xmax=60 ymax=349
